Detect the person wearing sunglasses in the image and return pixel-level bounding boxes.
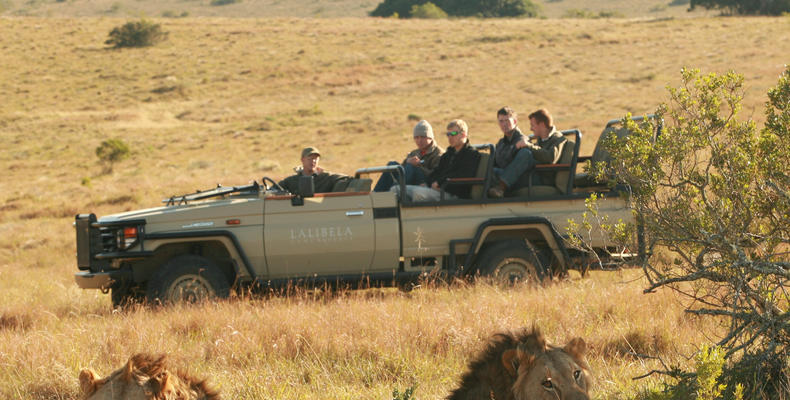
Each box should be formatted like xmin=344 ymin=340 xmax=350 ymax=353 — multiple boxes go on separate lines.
xmin=390 ymin=119 xmax=480 ymax=201
xmin=488 ymin=108 xmax=567 ymax=198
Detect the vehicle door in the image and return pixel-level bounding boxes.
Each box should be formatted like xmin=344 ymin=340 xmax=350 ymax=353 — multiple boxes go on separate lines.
xmin=263 ymin=193 xmax=375 ymax=279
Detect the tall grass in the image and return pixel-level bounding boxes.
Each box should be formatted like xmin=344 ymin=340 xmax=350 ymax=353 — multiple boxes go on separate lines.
xmin=0 ymin=269 xmax=720 ymax=398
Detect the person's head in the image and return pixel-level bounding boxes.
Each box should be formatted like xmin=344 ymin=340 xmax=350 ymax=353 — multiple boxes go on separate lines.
xmin=412 ymin=120 xmax=434 ymax=151
xmin=445 ymin=119 xmax=469 ymax=150
xmin=528 ymin=108 xmax=553 ymax=139
xmin=497 ymin=106 xmax=518 ymax=135
xmin=300 ymin=147 xmax=320 ymax=175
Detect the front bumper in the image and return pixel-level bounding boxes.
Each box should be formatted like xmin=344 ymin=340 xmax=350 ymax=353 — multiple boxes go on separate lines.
xmin=74 ymin=270 xmax=125 ymax=290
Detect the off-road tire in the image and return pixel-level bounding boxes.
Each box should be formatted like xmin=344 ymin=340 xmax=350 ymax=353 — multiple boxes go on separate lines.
xmin=146 ymin=255 xmax=230 ymax=305
xmin=477 ymin=239 xmax=547 ymax=285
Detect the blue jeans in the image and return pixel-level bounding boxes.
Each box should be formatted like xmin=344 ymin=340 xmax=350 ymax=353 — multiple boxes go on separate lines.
xmin=373 ymin=161 xmax=427 ymax=192
xmin=493 ymin=148 xmax=541 ymax=190
xmin=389 ymin=184 xmax=458 ymax=202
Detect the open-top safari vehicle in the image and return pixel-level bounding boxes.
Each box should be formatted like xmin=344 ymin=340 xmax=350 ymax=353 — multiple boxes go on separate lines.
xmin=75 ymin=117 xmax=653 ymax=306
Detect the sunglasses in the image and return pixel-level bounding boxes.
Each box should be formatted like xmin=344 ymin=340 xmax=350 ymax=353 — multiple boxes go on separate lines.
xmin=446 ymin=131 xmax=462 ymax=137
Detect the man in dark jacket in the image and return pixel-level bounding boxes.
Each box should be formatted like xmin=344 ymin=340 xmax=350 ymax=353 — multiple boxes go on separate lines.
xmin=391 ymin=119 xmax=480 ymax=201
xmin=373 ymin=119 xmax=444 ymax=191
xmin=489 ymin=108 xmax=566 ymax=197
xmin=278 ymin=147 xmax=350 ymax=195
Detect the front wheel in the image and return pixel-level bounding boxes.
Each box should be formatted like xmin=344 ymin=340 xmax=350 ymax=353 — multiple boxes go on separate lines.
xmin=146 ymin=255 xmax=230 ymax=305
xmin=477 ymin=240 xmax=547 ymax=286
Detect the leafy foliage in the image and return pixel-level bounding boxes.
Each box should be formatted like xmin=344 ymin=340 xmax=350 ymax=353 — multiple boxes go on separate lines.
xmin=210 ymin=0 xmax=242 ymax=5
xmin=96 ymin=138 xmax=131 ymax=172
xmin=105 ymin=20 xmax=168 ymax=48
xmin=689 ymin=0 xmax=790 ymax=15
xmin=410 ymin=2 xmax=448 ymax=18
xmin=371 ymin=0 xmax=541 ymax=18
xmin=599 ymin=67 xmax=790 ymax=399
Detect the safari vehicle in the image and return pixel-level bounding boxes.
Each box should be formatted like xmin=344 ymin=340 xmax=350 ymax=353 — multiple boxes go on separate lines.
xmin=74 ymin=117 xmax=651 ymax=306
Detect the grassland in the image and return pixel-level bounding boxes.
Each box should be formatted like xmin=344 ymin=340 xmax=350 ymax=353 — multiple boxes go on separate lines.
xmin=0 ymin=0 xmax=713 ymax=19
xmin=0 ymin=14 xmax=789 ymax=399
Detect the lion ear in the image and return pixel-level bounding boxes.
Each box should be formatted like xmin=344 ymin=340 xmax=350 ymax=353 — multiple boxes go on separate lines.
xmin=564 ymin=337 xmax=587 ymax=360
xmin=79 ymin=369 xmax=99 ymax=395
xmin=150 ymin=371 xmax=177 ymax=396
xmin=501 ymin=349 xmax=520 ymax=377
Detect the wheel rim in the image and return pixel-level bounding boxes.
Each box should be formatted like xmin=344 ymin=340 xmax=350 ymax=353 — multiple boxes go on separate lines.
xmin=166 ymin=274 xmax=216 ymax=303
xmin=494 ymin=257 xmax=539 ymax=285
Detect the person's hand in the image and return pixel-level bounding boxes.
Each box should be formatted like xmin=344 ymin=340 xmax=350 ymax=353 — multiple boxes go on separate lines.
xmin=314 ymin=166 xmax=324 ymax=174
xmin=431 ymin=182 xmax=440 ymax=191
xmin=406 ymin=156 xmax=421 ymax=166
xmin=515 ymin=138 xmax=528 ymax=149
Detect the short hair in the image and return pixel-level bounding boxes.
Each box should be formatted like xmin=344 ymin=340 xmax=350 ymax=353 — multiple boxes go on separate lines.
xmin=446 ymin=119 xmax=468 ymax=134
xmin=528 ymin=108 xmax=553 ymax=127
xmin=497 ymin=106 xmax=517 ymax=118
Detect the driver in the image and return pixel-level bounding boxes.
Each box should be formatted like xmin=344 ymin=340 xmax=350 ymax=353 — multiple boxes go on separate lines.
xmin=278 ymin=147 xmax=350 ymax=195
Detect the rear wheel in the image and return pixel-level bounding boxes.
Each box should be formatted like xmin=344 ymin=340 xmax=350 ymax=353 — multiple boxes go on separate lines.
xmin=477 ymin=240 xmax=547 ymax=285
xmin=146 ymin=255 xmax=230 ymax=305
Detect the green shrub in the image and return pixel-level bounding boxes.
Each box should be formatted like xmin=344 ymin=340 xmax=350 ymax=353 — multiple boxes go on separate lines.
xmin=410 ymin=2 xmax=448 ymax=18
xmin=96 ymin=138 xmax=131 ymax=172
xmin=210 ymin=0 xmax=241 ymax=5
xmin=562 ymin=8 xmax=623 ymax=18
xmin=105 ymin=20 xmax=168 ymax=48
xmin=690 ymin=0 xmax=790 ymax=15
xmin=371 ymin=0 xmax=541 ymax=18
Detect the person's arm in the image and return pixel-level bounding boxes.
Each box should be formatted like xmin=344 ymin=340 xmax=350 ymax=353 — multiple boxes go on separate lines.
xmin=532 ymin=136 xmax=566 ymax=164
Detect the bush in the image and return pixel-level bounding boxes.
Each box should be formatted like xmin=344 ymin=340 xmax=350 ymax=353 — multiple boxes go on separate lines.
xmin=96 ymin=138 xmax=131 ymax=172
xmin=210 ymin=0 xmax=241 ymax=5
xmin=597 ymin=66 xmax=790 ymax=400
xmin=105 ymin=20 xmax=168 ymax=48
xmin=690 ymin=0 xmax=790 ymax=15
xmin=371 ymin=0 xmax=541 ymax=18
xmin=410 ymin=2 xmax=448 ymax=17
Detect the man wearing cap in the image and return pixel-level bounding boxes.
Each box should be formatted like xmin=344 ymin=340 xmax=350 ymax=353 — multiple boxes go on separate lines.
xmin=278 ymin=147 xmax=350 ymax=195
xmin=373 ymin=120 xmax=444 ymax=192
xmin=391 ymin=119 xmax=480 ymax=202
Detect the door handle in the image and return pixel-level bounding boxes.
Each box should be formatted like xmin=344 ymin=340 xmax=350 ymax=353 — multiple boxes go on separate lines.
xmin=345 ymin=211 xmax=365 ymax=217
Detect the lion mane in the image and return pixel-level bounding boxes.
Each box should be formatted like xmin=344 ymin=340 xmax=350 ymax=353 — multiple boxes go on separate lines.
xmin=447 ymin=327 xmax=591 ymax=400
xmin=79 ymin=353 xmax=220 ymax=400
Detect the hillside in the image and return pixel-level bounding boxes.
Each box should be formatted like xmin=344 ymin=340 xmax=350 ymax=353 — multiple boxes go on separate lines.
xmin=0 ymin=0 xmax=713 ymax=18
xmin=0 ymin=15 xmax=788 ymax=398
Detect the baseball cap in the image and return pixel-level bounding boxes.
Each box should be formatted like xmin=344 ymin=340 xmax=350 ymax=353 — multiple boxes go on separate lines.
xmin=301 ymin=147 xmax=320 ymax=158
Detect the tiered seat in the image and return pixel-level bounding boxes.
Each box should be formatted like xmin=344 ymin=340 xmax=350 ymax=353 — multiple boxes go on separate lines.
xmin=512 ymin=129 xmax=581 ymax=198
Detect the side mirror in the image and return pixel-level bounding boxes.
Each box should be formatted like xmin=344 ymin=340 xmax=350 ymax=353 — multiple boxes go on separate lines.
xmin=298 ymin=175 xmax=315 ymax=198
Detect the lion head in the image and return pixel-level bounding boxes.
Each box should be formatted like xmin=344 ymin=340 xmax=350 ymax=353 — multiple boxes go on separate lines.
xmin=502 ymin=331 xmax=591 ymax=400
xmin=447 ymin=328 xmax=591 ymax=400
xmin=79 ymin=353 xmax=220 ymax=400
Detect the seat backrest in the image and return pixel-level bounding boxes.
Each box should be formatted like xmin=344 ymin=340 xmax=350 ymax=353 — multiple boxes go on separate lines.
xmin=554 ymin=136 xmax=576 ymax=194
xmin=331 ymin=178 xmax=350 ymax=192
xmin=345 ymin=178 xmax=372 ymax=192
xmin=469 ymin=152 xmax=490 ymax=200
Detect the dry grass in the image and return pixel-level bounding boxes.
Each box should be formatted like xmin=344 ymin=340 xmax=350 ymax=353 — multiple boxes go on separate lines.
xmin=0 ymin=0 xmax=713 ymax=19
xmin=1 ymin=14 xmax=787 ymax=399
xmin=0 ymin=268 xmax=722 ymax=399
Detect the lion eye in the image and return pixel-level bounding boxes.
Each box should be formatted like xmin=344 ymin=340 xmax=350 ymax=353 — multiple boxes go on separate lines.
xmin=574 ymin=370 xmax=582 ymax=381
xmin=542 ymin=379 xmax=553 ymax=389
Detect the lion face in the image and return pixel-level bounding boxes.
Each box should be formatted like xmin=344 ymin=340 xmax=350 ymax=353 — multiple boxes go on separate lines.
xmin=79 ymin=353 xmax=219 ymax=400
xmin=503 ymin=337 xmax=591 ymax=400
